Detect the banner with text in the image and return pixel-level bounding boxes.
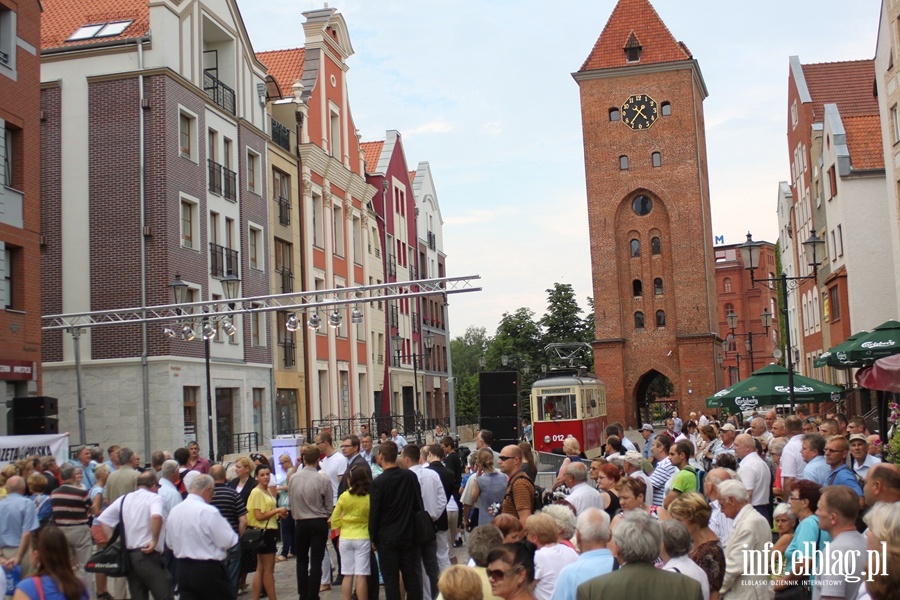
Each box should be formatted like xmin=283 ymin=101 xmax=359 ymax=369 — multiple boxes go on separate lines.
xmin=0 ymin=434 xmax=69 ymax=466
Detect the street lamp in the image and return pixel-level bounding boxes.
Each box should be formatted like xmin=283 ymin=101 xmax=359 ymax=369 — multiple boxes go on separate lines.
xmin=725 ymin=308 xmax=772 ymax=373
xmin=739 ymin=231 xmax=825 ymax=410
xmin=168 ymin=270 xmax=241 ymax=462
xmin=392 ymin=331 xmax=435 ymax=426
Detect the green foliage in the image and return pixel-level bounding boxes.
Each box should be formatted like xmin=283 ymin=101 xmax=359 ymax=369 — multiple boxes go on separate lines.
xmin=644 ymin=373 xmax=674 ymax=402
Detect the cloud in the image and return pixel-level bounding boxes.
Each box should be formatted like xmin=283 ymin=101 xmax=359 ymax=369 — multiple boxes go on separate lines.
xmin=404 ymin=120 xmax=454 ymax=136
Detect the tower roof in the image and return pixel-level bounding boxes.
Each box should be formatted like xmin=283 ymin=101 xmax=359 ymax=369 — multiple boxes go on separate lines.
xmin=579 ymin=0 xmax=691 ymax=72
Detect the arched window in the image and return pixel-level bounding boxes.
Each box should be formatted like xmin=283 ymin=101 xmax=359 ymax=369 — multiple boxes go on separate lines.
xmin=609 ymin=108 xmax=620 ymax=121
xmin=652 ymin=152 xmax=662 ymax=167
xmin=661 ymin=102 xmax=672 ymax=116
xmin=634 ymin=311 xmax=645 ymax=329
xmin=633 ymin=279 xmax=643 ymax=297
xmin=619 ymin=155 xmax=629 ymax=170
xmin=725 ymin=333 xmax=736 ymax=352
xmin=724 ymin=277 xmax=732 ymax=293
xmin=630 ymin=239 xmax=640 ymax=257
xmin=654 ymin=278 xmax=663 ymax=295
xmin=725 ymin=302 xmax=734 ymax=315
xmin=656 ymin=310 xmax=666 ymax=327
xmin=651 ymin=237 xmax=661 ymax=255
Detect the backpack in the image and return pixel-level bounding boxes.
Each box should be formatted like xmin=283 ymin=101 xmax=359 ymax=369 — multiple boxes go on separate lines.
xmin=682 ymin=465 xmax=704 ymax=493
xmin=506 ymin=473 xmax=545 ymax=513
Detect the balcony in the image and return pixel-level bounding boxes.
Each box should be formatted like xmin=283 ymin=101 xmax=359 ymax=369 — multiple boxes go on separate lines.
xmin=276 ymin=196 xmax=290 ymax=226
xmin=280 ymin=339 xmax=296 ymax=368
xmin=203 ymin=70 xmax=236 ymax=115
xmin=208 ymin=160 xmax=223 ymax=195
xmin=209 ymin=243 xmax=239 ymax=278
xmin=277 ymin=268 xmax=293 ymax=294
xmin=427 ymin=230 xmax=436 ymax=250
xmin=223 ymin=166 xmax=237 ymax=201
xmin=390 ymin=306 xmax=399 ymax=328
xmin=272 ymin=118 xmax=291 ymax=152
xmin=377 ymin=354 xmax=384 ymax=365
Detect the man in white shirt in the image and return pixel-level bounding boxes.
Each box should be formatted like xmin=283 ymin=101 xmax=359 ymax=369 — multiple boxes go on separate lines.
xmin=734 ymin=434 xmax=771 ymax=523
xmin=166 ymin=474 xmax=238 ymax=600
xmin=698 ymin=413 xmax=710 ymax=428
xmin=849 ymin=434 xmax=881 ymax=480
xmin=564 ymin=462 xmax=604 ymax=515
xmin=98 ymin=470 xmax=173 ymax=600
xmin=661 ymin=520 xmax=709 ymax=600
xmin=749 ymin=417 xmax=773 ymax=447
xmin=316 ymin=430 xmax=348 ymax=588
xmin=779 ymin=416 xmax=806 ymax=493
xmin=157 ymin=460 xmax=183 ymax=517
xmin=703 ymin=468 xmax=735 ymax=548
xmin=622 ymin=451 xmax=655 ymax=504
xmin=401 ymin=444 xmax=445 ymax=600
xmin=648 ymin=436 xmax=676 ymax=507
xmin=391 ymin=428 xmax=408 ymax=450
xmin=713 ymin=424 xmax=737 ymax=465
xmin=607 ymin=423 xmax=637 ymax=453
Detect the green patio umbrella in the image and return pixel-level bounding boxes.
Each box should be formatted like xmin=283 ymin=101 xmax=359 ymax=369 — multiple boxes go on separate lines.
xmin=839 ymin=320 xmax=900 ymax=363
xmin=706 ymin=363 xmax=844 ymax=413
xmin=814 ymin=332 xmax=868 ymax=369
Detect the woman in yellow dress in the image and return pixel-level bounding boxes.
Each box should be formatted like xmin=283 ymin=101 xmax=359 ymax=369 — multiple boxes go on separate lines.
xmin=246 ymin=464 xmax=287 ymax=600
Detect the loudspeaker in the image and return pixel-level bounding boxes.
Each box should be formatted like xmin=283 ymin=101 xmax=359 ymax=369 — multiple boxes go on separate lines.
xmin=13 ymin=397 xmax=59 ymax=419
xmin=15 ymin=417 xmax=59 ymax=435
xmin=479 ymin=372 xmax=519 ymax=419
xmin=479 ymin=371 xmax=517 ymax=396
xmin=480 ymin=416 xmax=519 ymax=453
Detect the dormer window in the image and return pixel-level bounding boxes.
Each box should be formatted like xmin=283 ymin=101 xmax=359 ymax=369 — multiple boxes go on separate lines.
xmin=624 ymin=31 xmax=642 ymax=63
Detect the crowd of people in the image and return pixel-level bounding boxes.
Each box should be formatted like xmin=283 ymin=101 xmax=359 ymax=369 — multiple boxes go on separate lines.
xmin=0 ymin=409 xmax=899 ymax=600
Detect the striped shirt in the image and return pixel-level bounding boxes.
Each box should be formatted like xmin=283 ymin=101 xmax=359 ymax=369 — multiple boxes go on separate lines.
xmin=211 ymin=482 xmax=246 ymax=533
xmin=49 ymin=484 xmax=91 ymax=526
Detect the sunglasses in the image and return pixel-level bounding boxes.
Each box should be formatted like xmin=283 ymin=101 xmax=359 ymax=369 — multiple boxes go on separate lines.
xmin=498 ymin=455 xmax=513 ymax=461
xmin=486 ymin=567 xmax=521 ymax=581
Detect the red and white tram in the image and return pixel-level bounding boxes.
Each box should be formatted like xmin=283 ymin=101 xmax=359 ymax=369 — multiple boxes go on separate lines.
xmin=529 ymin=368 xmax=608 ymax=459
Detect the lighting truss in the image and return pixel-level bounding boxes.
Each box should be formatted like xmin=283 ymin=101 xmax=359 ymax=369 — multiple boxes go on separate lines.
xmin=42 ymin=275 xmax=481 ymax=331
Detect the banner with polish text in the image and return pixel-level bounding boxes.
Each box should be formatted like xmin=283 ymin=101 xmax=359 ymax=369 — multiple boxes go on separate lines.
xmin=0 ymin=433 xmax=69 ymax=467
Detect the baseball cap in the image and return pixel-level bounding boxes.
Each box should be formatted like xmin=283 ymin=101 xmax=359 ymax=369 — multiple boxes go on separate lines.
xmin=720 ymin=423 xmax=736 ymax=432
xmin=640 ymin=423 xmax=654 ymax=432
xmin=849 ymin=433 xmax=868 ymax=444
xmin=623 ymin=451 xmax=643 ymax=467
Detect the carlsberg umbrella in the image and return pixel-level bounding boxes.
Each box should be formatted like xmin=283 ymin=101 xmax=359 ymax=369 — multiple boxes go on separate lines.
xmin=839 ymin=320 xmax=900 ymax=363
xmin=706 ymin=363 xmax=844 ymax=414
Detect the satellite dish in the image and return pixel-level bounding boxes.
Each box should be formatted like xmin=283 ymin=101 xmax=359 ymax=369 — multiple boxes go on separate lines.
xmin=773 ymin=348 xmax=783 ymax=360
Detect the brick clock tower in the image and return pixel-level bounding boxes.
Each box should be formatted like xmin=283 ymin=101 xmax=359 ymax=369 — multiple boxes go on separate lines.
xmin=574 ymin=0 xmax=723 ymax=427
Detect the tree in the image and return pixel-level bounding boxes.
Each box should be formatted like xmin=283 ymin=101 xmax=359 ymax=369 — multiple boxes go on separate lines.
xmin=450 ymin=326 xmax=490 ymax=419
xmin=645 ymin=373 xmax=675 ymax=402
xmin=485 ymin=307 xmax=542 ymax=370
xmin=539 ymin=283 xmax=593 ymax=370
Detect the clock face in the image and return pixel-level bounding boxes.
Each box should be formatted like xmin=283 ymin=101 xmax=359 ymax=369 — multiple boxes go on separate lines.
xmin=622 ymin=94 xmax=659 ymax=131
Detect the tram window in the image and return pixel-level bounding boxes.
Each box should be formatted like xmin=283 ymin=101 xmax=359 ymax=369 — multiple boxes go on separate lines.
xmin=633 ymin=279 xmax=642 ymax=297
xmin=651 ymin=237 xmax=661 ymax=255
xmin=630 ymin=239 xmax=640 ymax=257
xmin=656 ymin=310 xmax=666 ymax=327
xmin=654 ymin=277 xmax=663 ymax=295
xmin=543 ymin=395 xmax=576 ymax=420
xmin=635 ymin=311 xmax=645 ymax=329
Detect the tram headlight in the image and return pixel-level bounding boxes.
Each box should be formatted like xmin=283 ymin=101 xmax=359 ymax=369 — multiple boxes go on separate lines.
xmin=544 ymin=435 xmax=551 ymax=444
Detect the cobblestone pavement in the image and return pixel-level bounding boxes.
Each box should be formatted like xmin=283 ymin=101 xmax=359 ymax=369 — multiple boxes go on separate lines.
xmin=249 ymin=535 xmax=470 ymax=600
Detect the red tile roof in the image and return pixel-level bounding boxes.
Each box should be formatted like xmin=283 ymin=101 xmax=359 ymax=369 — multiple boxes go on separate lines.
xmin=409 ymin=170 xmax=417 ymax=183
xmin=42 ymin=0 xmax=149 ymax=51
xmin=580 ymin=0 xmax=691 ymax=72
xmin=843 ymin=115 xmax=884 ymax=171
xmin=256 ymin=48 xmax=306 ymax=99
xmin=801 ymin=60 xmax=878 ymax=123
xmin=360 ymin=141 xmax=384 ymax=174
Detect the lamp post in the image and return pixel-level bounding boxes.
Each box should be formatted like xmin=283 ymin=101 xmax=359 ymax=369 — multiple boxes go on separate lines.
xmin=392 ymin=331 xmax=435 ymax=426
xmin=169 ymin=271 xmax=241 ymax=462
xmin=739 ymin=231 xmax=825 ymax=411
xmin=725 ymin=308 xmax=772 ymax=375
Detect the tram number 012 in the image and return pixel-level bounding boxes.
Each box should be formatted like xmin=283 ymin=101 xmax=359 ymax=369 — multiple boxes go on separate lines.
xmin=551 ymin=435 xmax=566 ymax=442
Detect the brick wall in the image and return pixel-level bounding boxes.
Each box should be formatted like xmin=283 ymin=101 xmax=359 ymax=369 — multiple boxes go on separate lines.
xmin=40 ymin=86 xmax=62 ymax=363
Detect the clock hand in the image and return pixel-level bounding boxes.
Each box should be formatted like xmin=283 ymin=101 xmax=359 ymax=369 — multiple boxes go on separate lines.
xmin=634 ymin=105 xmax=647 ymax=120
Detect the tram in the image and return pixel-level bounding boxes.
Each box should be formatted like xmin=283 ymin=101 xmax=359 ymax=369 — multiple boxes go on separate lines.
xmin=529 ymin=368 xmax=607 ymax=459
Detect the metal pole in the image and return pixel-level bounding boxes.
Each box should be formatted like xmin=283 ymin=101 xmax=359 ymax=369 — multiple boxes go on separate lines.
xmin=71 ymin=328 xmax=86 ymax=445
xmin=413 ymin=353 xmax=419 ymax=423
xmin=205 ymin=332 xmax=215 ymax=462
xmin=781 ymin=272 xmax=796 ymax=412
xmin=747 ymin=331 xmax=755 ymax=373
xmin=443 ymin=293 xmax=457 ymax=439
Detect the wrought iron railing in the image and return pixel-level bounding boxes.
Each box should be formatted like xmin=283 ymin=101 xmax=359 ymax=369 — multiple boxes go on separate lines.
xmin=223 ymin=166 xmax=237 ymax=201
xmin=208 ymin=159 xmax=223 ymax=195
xmin=280 ymin=339 xmax=296 ymax=368
xmin=276 ymin=196 xmax=290 ymax=225
xmin=203 ymin=70 xmax=236 ymax=115
xmin=389 ymin=305 xmax=399 ymax=327
xmin=272 ymin=118 xmax=291 ymax=152
xmin=277 ymin=268 xmax=293 ymax=294
xmin=209 ymin=243 xmax=238 ymax=278
xmin=231 ymin=432 xmax=259 ymax=455
xmin=427 ymin=230 xmax=436 ymax=250
xmin=298 ymin=412 xmax=450 ymax=447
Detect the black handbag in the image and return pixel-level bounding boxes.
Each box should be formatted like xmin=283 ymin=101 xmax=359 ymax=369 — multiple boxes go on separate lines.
xmin=414 ymin=510 xmax=436 ymax=546
xmin=241 ymin=515 xmax=274 ymax=551
xmin=85 ymin=494 xmax=132 ymax=577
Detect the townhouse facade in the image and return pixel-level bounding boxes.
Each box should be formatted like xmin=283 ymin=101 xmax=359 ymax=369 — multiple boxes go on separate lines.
xmin=0 ymin=0 xmax=42 ymax=432
xmin=40 ymin=0 xmax=273 ymax=457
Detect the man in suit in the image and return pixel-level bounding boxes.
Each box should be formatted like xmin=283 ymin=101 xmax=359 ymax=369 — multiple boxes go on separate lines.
xmin=717 ymin=479 xmax=771 ymax=600
xmin=576 ymin=511 xmax=702 ymax=600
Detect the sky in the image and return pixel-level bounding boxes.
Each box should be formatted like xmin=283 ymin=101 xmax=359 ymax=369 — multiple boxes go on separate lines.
xmin=236 ymin=0 xmax=883 ymax=337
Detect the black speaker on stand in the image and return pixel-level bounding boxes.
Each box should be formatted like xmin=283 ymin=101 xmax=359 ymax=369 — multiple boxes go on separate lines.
xmin=12 ymin=397 xmax=59 ymax=435
xmin=479 ymin=372 xmax=520 ymax=452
